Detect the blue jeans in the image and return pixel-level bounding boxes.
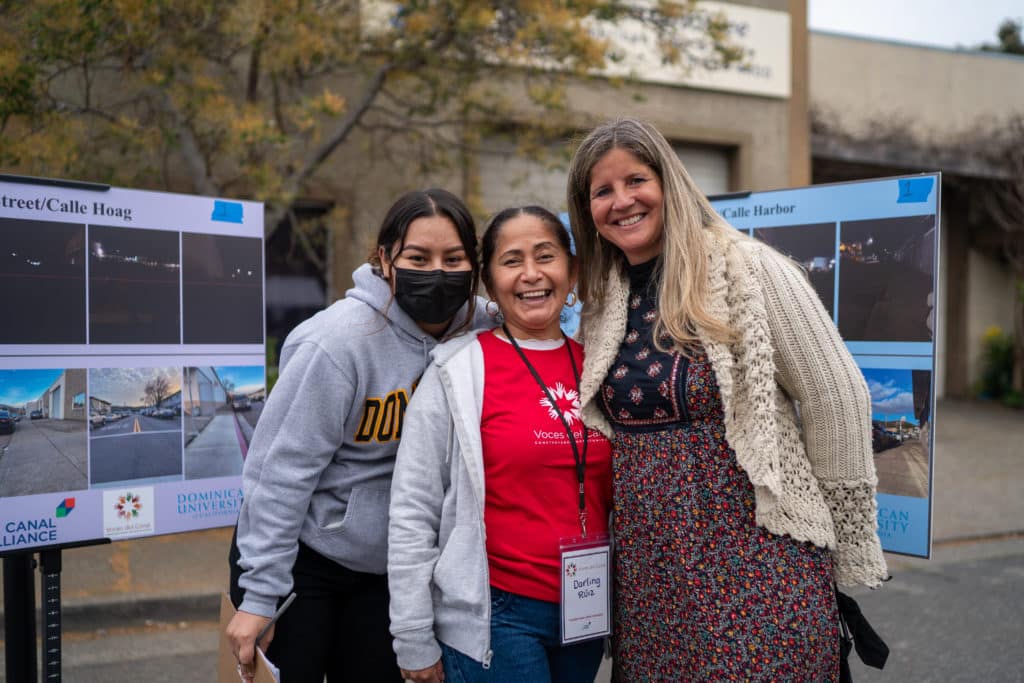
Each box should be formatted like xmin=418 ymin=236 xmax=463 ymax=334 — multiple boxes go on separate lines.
xmin=440 ymin=587 xmax=604 ymax=683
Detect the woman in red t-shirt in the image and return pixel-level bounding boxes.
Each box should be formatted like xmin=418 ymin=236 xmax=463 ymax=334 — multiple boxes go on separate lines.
xmin=388 ymin=206 xmax=613 ymax=683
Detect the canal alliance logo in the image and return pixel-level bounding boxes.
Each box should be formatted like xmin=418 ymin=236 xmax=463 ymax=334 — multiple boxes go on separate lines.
xmin=56 ymin=497 xmax=76 ymax=517
xmin=103 ymin=487 xmax=155 ymax=539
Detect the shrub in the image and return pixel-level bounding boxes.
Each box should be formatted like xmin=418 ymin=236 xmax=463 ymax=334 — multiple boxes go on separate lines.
xmin=975 ymin=325 xmax=1015 ymax=401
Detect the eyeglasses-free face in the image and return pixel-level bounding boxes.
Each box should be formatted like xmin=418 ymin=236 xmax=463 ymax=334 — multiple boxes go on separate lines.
xmin=588 ymin=147 xmax=665 ymax=265
xmin=486 ymin=214 xmax=576 ymax=341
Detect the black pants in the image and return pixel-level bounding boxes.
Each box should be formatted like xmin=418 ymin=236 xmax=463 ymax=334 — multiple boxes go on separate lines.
xmin=229 ymin=529 xmax=403 ymax=682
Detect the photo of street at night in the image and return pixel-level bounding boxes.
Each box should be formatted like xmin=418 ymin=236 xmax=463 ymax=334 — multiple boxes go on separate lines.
xmin=89 ymin=225 xmax=180 ymax=343
xmin=88 ymin=367 xmax=183 ymax=486
xmin=754 ymin=222 xmax=836 ymax=318
xmin=182 ymin=233 xmax=264 ymax=344
xmin=183 ymin=365 xmax=265 ymax=479
xmin=862 ymin=366 xmax=932 ymax=498
xmin=0 ymin=218 xmax=86 ymax=344
xmin=0 ymin=369 xmax=88 ymax=496
xmin=838 ymin=214 xmax=936 ymax=342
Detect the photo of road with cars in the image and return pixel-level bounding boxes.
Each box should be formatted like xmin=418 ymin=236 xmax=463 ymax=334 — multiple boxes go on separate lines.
xmin=184 ymin=365 xmax=265 ymax=479
xmin=863 ymin=366 xmax=932 ymax=498
xmin=838 ymin=214 xmax=936 ymax=342
xmin=754 ymin=222 xmax=837 ymax=318
xmin=88 ymin=367 xmax=184 ymax=487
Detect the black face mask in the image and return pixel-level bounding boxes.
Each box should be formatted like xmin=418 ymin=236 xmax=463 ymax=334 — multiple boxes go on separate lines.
xmin=393 ymin=268 xmax=473 ymax=325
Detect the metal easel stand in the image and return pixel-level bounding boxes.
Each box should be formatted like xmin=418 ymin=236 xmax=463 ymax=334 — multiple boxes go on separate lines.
xmin=3 ymin=552 xmax=38 ymax=682
xmin=39 ymin=549 xmax=62 ymax=681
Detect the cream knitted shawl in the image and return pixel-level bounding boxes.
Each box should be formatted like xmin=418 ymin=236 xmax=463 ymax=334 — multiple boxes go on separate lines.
xmin=578 ymin=230 xmax=888 ymax=587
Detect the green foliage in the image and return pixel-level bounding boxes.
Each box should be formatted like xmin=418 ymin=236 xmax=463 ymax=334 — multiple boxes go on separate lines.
xmin=265 ymin=336 xmax=279 ymax=395
xmin=0 ymin=0 xmax=745 ymax=242
xmin=974 ymin=325 xmax=1016 ymax=404
xmin=980 ymin=18 xmax=1024 ymax=54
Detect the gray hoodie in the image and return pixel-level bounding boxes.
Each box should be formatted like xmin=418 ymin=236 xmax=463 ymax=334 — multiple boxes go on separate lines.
xmin=236 ymin=264 xmax=489 ymax=618
xmin=388 ymin=330 xmax=494 ymax=671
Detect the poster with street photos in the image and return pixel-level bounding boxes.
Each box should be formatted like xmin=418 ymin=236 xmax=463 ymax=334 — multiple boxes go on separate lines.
xmin=712 ymin=173 xmax=940 ymax=557
xmin=1 ymin=177 xmax=265 ymax=552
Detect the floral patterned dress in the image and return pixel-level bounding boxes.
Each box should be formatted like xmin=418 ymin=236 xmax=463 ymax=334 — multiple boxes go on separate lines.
xmin=600 ymin=259 xmax=839 ymax=682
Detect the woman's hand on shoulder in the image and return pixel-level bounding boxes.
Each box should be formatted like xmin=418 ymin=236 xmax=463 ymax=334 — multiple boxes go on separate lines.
xmin=225 ymin=610 xmax=274 ymax=683
xmin=400 ymin=659 xmax=445 ymax=683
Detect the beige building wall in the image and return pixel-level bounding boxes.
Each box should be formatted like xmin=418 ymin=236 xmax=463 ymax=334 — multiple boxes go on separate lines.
xmin=810 ymin=31 xmax=1024 ymax=398
xmin=810 ymin=32 xmax=1024 ymax=138
xmin=316 ymin=0 xmax=804 ymax=295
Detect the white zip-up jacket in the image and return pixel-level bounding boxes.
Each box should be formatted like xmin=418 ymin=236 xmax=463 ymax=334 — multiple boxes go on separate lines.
xmin=388 ymin=330 xmax=496 ymax=671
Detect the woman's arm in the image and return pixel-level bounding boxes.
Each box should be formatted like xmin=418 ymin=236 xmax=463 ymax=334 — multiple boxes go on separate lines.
xmin=753 ymin=246 xmax=888 ymax=587
xmin=388 ymin=363 xmax=452 ymax=671
xmin=235 ymin=340 xmax=354 ymax=616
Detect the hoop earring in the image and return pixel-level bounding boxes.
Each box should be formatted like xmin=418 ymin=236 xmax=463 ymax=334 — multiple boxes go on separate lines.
xmin=485 ymin=300 xmax=501 ymax=319
xmin=565 ymin=291 xmax=578 ymax=307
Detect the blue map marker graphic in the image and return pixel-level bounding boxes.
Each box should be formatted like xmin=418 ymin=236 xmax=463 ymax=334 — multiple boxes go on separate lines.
xmin=897 ymin=177 xmax=934 ymax=204
xmin=211 ymin=200 xmax=244 ymax=223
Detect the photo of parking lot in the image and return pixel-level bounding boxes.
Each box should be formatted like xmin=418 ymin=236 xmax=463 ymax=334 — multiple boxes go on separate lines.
xmin=0 ymin=369 xmax=88 ymax=497
xmin=182 ymin=233 xmax=264 ymax=344
xmin=88 ymin=367 xmax=183 ymax=486
xmin=838 ymin=214 xmax=936 ymax=342
xmin=0 ymin=218 xmax=86 ymax=344
xmin=183 ymin=365 xmax=265 ymax=479
xmin=89 ymin=225 xmax=181 ymax=344
xmin=862 ymin=366 xmax=932 ymax=498
xmin=753 ymin=222 xmax=836 ymax=318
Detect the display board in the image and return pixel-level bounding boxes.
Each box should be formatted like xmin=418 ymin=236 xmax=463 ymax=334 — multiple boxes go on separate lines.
xmin=0 ymin=177 xmax=265 ymax=553
xmin=711 ymin=174 xmax=939 ymax=557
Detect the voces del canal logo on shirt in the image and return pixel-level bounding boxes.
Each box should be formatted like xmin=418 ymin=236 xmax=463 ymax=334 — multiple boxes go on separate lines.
xmin=533 ymin=383 xmax=585 ymax=446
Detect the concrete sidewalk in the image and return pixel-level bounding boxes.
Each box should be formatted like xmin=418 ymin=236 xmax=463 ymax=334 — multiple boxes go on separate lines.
xmin=1 ymin=398 xmax=1021 ymax=657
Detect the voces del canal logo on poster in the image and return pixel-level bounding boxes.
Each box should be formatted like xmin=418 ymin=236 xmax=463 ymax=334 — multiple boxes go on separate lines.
xmin=102 ymin=487 xmax=155 ymax=539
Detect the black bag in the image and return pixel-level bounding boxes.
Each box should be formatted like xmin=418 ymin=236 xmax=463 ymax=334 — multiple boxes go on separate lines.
xmin=836 ymin=587 xmax=889 ymax=683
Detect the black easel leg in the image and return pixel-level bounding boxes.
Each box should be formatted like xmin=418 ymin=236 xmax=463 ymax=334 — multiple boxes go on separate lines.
xmin=39 ymin=549 xmax=63 ymax=682
xmin=3 ymin=553 xmax=38 ymax=682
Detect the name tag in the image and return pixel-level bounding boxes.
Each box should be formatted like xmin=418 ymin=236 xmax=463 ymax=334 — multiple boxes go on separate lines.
xmin=559 ymin=536 xmax=611 ymax=644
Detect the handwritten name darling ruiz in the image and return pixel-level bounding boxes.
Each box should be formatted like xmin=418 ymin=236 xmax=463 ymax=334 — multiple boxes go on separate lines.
xmin=1 ymin=195 xmax=133 ymax=222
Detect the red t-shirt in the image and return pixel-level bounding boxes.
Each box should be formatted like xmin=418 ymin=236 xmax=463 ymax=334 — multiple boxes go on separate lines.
xmin=479 ymin=330 xmax=612 ymax=603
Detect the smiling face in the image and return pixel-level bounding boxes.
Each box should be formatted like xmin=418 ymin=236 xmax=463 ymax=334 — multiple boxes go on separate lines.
xmin=486 ymin=214 xmax=576 ymax=340
xmin=588 ymin=147 xmax=665 ymax=265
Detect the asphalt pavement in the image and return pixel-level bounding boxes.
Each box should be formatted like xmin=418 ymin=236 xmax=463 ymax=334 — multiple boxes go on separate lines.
xmin=0 ymin=398 xmax=1021 ymax=681
xmin=88 ymin=414 xmax=184 ymax=486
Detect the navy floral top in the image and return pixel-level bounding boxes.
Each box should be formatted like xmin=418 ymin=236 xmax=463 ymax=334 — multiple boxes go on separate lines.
xmin=599 ymin=258 xmax=691 ymax=433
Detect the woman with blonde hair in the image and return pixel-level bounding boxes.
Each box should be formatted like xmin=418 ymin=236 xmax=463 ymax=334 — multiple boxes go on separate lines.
xmin=566 ymin=118 xmax=887 ymax=681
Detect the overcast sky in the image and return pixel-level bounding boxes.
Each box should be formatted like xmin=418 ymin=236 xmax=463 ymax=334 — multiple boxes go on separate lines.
xmin=808 ymin=0 xmax=1021 ymax=50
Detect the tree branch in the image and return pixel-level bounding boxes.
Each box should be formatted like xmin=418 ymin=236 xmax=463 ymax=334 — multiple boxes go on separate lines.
xmin=289 ymin=63 xmax=391 ymax=194
xmin=153 ymin=89 xmax=219 ymax=196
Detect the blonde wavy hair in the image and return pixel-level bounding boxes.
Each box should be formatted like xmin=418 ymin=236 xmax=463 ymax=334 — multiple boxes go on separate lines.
xmin=566 ymin=118 xmax=741 ymax=353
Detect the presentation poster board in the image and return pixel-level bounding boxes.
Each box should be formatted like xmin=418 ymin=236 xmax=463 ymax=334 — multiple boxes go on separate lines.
xmin=711 ymin=173 xmax=940 ymax=557
xmin=0 ymin=177 xmax=265 ymax=554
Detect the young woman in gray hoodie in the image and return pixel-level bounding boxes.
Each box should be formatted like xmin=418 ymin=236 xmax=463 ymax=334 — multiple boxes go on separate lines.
xmin=226 ymin=188 xmax=490 ymax=683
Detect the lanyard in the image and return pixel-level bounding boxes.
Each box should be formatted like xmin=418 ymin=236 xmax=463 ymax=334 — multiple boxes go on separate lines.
xmin=502 ymin=324 xmax=590 ymax=536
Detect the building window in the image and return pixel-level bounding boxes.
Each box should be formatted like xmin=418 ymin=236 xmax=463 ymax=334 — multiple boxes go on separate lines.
xmin=73 ymin=392 xmax=85 ymax=410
